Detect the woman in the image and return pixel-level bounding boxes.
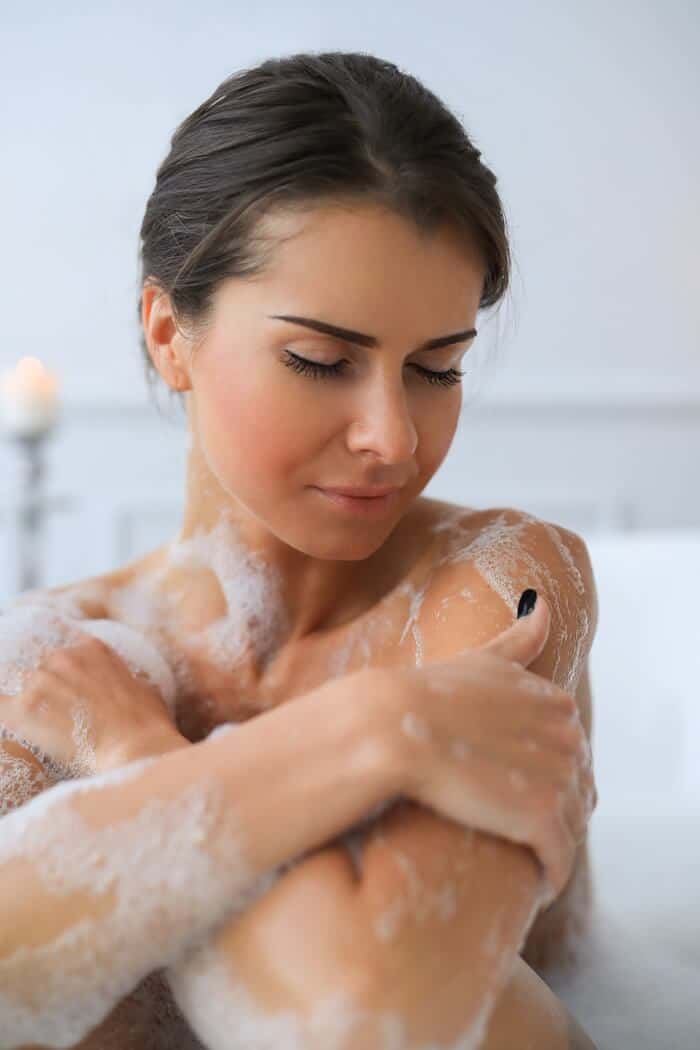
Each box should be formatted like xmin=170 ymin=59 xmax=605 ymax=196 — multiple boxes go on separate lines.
xmin=0 ymin=51 xmax=597 ymax=1048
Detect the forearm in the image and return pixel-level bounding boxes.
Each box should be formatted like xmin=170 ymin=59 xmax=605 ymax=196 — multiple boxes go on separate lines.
xmin=169 ymin=729 xmax=561 ymax=1049
xmin=0 ymin=668 xmax=396 ymax=1049
xmin=167 ymin=802 xmax=554 ymax=1050
xmin=162 ymin=693 xmax=403 ymax=1047
xmin=345 ymin=800 xmax=551 ymax=1049
xmin=165 ymin=849 xmax=371 ymax=1050
xmin=160 ymin=757 xmax=575 ymax=1048
xmin=152 ymin=713 xmax=577 ymax=1050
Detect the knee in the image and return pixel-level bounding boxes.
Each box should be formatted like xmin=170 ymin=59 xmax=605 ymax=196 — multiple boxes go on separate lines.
xmin=567 ymin=1013 xmax=598 ymax=1049
xmin=483 ymin=956 xmax=572 ymax=1049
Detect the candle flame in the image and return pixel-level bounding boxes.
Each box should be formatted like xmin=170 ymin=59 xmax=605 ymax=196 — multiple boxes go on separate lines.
xmin=0 ymin=356 xmax=60 ymax=435
xmin=17 ymin=357 xmax=47 ymax=377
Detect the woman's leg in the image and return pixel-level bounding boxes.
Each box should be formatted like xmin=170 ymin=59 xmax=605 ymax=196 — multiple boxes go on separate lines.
xmin=567 ymin=1013 xmax=598 ymax=1049
xmin=481 ymin=954 xmax=597 ymax=1049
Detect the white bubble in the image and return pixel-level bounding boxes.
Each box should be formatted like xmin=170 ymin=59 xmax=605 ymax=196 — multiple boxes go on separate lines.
xmin=0 ymin=756 xmax=266 ymax=1047
xmin=400 ymin=711 xmax=431 ymax=743
xmin=78 ymin=618 xmax=178 ymax=716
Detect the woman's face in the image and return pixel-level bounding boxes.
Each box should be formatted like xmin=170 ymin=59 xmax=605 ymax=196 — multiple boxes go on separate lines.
xmin=166 ymin=202 xmax=485 ymax=561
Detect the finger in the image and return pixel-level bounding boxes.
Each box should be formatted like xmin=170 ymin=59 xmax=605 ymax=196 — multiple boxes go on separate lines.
xmin=558 ymin=771 xmax=587 ymax=846
xmin=536 ymin=807 xmax=578 ymax=901
xmin=481 ymin=593 xmax=551 ymax=668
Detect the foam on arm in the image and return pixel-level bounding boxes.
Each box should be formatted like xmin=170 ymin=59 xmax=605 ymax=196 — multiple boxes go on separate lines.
xmin=0 ymin=671 xmax=396 ymax=1049
xmin=0 ymin=742 xmax=270 ymax=1049
xmin=0 ymin=733 xmax=56 ymax=816
xmin=309 ymin=509 xmax=600 ymax=1047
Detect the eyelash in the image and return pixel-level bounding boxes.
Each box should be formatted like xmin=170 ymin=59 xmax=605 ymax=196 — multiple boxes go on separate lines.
xmin=281 ymin=351 xmax=465 ymax=388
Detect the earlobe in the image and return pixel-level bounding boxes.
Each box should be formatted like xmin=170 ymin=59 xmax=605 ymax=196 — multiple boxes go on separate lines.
xmin=163 ymin=353 xmax=191 ymax=392
xmin=142 ymin=287 xmax=186 ymax=383
xmin=141 ymin=284 xmax=195 ymax=392
xmin=147 ymin=337 xmax=191 ymax=393
xmin=171 ymin=372 xmax=191 ymax=392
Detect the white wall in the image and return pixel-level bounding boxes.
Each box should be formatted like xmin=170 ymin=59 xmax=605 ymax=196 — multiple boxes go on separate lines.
xmin=1 ymin=0 xmax=698 ymax=603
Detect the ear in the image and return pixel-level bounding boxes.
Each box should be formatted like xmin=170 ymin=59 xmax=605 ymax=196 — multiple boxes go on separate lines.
xmin=141 ymin=282 xmax=193 ymax=393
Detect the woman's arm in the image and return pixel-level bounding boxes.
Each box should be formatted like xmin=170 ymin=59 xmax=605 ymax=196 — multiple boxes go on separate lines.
xmin=340 ymin=518 xmax=598 ymax=1042
xmin=342 ymin=801 xmax=572 ymax=1049
xmin=0 ymin=668 xmax=398 ymax=1049
xmin=347 ymin=517 xmax=598 ymax=1041
xmin=4 ymin=506 xmax=596 ymax=1041
xmin=163 ymin=801 xmax=575 ymax=1050
xmin=521 ymin=662 xmax=595 ymax=974
xmin=164 ymin=516 xmax=599 ymax=1050
xmin=181 ymin=513 xmax=599 ymax=1048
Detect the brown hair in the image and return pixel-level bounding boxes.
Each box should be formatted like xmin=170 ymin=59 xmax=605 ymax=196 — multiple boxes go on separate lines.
xmin=137 ymin=50 xmax=512 ymax=414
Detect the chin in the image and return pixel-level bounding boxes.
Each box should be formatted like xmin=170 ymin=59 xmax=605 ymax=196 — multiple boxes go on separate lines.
xmin=293 ymin=526 xmax=394 ymax=562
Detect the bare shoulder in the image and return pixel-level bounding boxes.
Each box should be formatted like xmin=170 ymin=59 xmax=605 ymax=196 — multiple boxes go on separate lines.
xmin=5 ymin=543 xmax=168 ymax=624
xmin=0 ymin=575 xmax=113 ymax=694
xmin=418 ymin=502 xmax=599 ymax=694
xmin=8 ymin=577 xmax=112 ymax=621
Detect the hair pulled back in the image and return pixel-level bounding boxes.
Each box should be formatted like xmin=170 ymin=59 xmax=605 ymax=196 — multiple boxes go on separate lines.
xmin=137 ymin=50 xmax=512 ymax=410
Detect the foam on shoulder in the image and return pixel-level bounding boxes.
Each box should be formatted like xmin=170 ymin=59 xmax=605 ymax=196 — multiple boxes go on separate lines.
xmin=0 ymin=601 xmax=86 ymax=696
xmin=0 ymin=595 xmax=179 ymax=789
xmin=77 ymin=618 xmax=177 ymax=717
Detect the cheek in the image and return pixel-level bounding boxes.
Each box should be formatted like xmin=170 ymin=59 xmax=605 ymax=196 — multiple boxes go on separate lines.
xmin=197 ymin=363 xmax=315 ymax=485
xmin=415 ymin=398 xmax=460 ymax=475
xmin=196 ymin=353 xmax=461 ymax=491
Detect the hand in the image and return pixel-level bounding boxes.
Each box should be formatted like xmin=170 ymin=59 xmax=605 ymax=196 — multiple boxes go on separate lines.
xmin=0 ymin=631 xmax=180 ymax=777
xmin=381 ymin=595 xmax=597 ymax=904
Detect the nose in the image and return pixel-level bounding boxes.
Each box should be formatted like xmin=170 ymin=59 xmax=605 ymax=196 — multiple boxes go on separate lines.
xmin=346 ymin=378 xmax=419 ymax=462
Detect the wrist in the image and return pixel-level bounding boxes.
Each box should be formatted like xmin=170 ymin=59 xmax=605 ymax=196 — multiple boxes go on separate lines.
xmin=195 ymin=668 xmax=407 ymax=875
xmin=352 ymin=666 xmax=410 ymax=799
xmin=362 ymin=666 xmax=415 ymax=794
xmin=97 ymin=725 xmax=191 ymax=774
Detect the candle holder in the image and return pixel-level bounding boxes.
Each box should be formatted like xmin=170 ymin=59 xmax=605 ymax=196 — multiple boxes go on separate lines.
xmin=0 ymin=357 xmax=67 ymax=602
xmin=3 ymin=429 xmax=73 ymax=598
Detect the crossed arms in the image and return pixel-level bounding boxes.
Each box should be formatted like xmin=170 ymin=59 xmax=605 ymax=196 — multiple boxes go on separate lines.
xmin=166 ymin=514 xmax=598 ymax=1048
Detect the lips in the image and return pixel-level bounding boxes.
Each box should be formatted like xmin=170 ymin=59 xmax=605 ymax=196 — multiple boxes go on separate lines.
xmin=319 ymin=485 xmax=402 ymax=498
xmin=314 ymin=487 xmax=400 ymax=517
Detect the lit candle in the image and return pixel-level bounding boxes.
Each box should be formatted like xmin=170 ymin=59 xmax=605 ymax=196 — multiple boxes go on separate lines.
xmin=0 ymin=357 xmax=60 ymax=437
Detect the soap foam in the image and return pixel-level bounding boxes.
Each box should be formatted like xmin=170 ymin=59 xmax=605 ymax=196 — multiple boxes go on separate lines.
xmin=162 ymin=514 xmax=291 ymax=680
xmin=0 ymin=745 xmax=51 ymax=817
xmin=0 ymin=600 xmax=178 ymax=717
xmin=168 ymin=925 xmax=507 ymax=1050
xmin=0 ymin=603 xmax=86 ymax=697
xmin=0 ymin=505 xmax=600 ymax=1045
xmin=400 ymin=710 xmax=432 ymax=743
xmin=429 ymin=509 xmax=591 ymax=691
xmin=367 ymin=830 xmax=469 ymax=947
xmin=77 ymin=618 xmax=177 ymax=716
xmin=0 ymin=599 xmax=181 ymax=788
xmin=0 ymin=754 xmax=272 ymax=1048
xmin=169 ymin=939 xmax=340 ymax=1050
xmin=93 ymin=515 xmax=298 ymax=716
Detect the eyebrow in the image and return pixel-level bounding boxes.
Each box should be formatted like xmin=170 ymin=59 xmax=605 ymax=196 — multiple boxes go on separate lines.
xmin=267 ymin=314 xmax=477 ymax=352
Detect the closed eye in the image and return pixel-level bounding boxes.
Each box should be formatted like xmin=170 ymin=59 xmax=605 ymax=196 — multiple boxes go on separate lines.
xmin=281 ymin=351 xmax=465 ymax=389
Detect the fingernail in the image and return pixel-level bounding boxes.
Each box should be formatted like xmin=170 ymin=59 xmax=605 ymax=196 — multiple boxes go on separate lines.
xmin=517 ymin=589 xmax=538 ymax=618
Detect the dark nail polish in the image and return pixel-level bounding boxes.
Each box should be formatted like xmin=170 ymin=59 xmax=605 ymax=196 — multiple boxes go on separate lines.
xmin=517 ymin=589 xmax=537 ymax=618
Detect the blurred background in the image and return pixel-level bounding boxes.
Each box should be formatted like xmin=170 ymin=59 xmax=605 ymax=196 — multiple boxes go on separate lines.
xmin=1 ymin=0 xmax=699 ymax=1022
